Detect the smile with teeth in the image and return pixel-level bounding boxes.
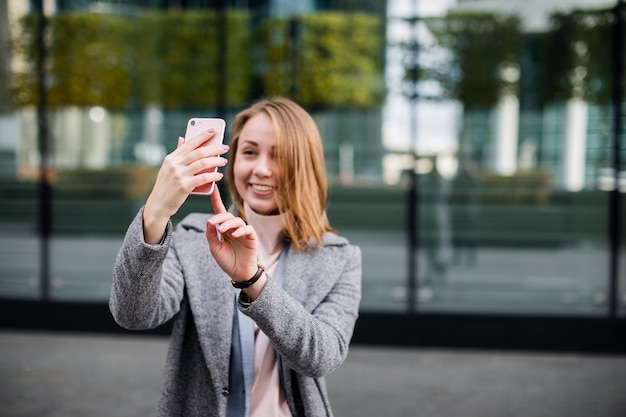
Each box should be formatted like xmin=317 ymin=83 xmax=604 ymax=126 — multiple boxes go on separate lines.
xmin=251 ymin=184 xmax=274 ymax=191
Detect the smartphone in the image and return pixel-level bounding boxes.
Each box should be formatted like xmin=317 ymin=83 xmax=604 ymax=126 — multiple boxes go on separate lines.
xmin=181 ymin=117 xmax=226 ymax=195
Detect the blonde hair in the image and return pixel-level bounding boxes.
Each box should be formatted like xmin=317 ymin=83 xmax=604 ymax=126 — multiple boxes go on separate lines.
xmin=227 ymin=97 xmax=334 ymax=250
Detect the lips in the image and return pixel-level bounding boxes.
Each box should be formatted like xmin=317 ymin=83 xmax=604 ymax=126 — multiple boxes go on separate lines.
xmin=251 ymin=184 xmax=274 ymax=192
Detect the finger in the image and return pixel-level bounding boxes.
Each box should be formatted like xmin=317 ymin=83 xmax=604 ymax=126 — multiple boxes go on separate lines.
xmin=180 ymin=147 xmax=228 ymax=175
xmin=210 ymin=185 xmax=228 ymax=215
xmin=177 ymin=136 xmax=184 ymax=147
xmin=189 ymin=171 xmax=224 ymax=193
xmin=206 ymin=212 xmax=236 ymax=243
xmin=231 ymin=224 xmax=256 ymax=239
xmin=187 ymin=155 xmax=227 ymax=174
xmin=190 ymin=128 xmax=216 ymax=148
xmin=205 ymin=219 xmax=222 ymax=245
xmin=215 ymin=217 xmax=246 ymax=235
xmin=179 ymin=129 xmax=216 ymax=151
xmin=208 ymin=212 xmax=235 ymax=225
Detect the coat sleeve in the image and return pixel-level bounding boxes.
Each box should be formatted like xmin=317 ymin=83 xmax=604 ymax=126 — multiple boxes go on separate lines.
xmin=240 ymin=243 xmax=362 ymax=378
xmin=109 ymin=208 xmax=186 ymax=330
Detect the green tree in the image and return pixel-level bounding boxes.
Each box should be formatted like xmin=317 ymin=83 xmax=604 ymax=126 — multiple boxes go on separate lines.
xmin=12 ymin=12 xmax=133 ymax=108
xmin=261 ymin=12 xmax=385 ymax=109
xmin=423 ymin=12 xmax=523 ymax=109
xmin=540 ymin=7 xmax=622 ymax=105
xmin=135 ymin=10 xmax=252 ymax=109
xmin=12 ymin=10 xmax=252 ymax=110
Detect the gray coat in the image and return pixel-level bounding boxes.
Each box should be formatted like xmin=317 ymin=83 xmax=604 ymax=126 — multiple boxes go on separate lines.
xmin=110 ymin=208 xmax=362 ymax=417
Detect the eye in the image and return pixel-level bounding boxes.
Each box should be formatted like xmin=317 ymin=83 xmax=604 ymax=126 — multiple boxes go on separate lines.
xmin=240 ymin=148 xmax=256 ymax=156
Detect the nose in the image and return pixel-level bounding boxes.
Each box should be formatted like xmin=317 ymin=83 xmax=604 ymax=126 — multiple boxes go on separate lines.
xmin=252 ymin=155 xmax=272 ymax=177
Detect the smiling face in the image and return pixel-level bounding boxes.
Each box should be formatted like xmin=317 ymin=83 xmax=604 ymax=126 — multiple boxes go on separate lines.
xmin=233 ymin=112 xmax=280 ymax=215
xmin=227 ymin=98 xmax=333 ymax=250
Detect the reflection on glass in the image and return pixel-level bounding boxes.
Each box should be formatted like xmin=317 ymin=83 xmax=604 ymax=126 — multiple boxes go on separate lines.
xmin=384 ymin=0 xmax=622 ymax=314
xmin=0 ymin=0 xmax=623 ymax=318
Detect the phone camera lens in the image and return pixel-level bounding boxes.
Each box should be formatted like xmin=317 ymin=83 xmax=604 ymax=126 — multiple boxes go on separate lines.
xmin=190 ymin=120 xmax=195 ymax=126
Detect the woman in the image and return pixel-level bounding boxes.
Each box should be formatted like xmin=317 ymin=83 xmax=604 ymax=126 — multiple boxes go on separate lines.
xmin=110 ymin=97 xmax=362 ymax=417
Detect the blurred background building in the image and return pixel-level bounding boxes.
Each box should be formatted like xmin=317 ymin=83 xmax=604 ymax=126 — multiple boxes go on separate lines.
xmin=0 ymin=0 xmax=624 ymax=351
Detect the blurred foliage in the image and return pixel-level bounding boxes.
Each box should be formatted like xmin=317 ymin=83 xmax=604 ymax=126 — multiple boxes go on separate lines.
xmin=11 ymin=10 xmax=252 ymax=109
xmin=135 ymin=10 xmax=251 ymax=109
xmin=11 ymin=9 xmax=384 ymax=110
xmin=540 ymin=7 xmax=622 ymax=105
xmin=423 ymin=12 xmax=523 ymax=109
xmin=56 ymin=165 xmax=158 ymax=199
xmin=12 ymin=12 xmax=134 ymax=108
xmin=11 ymin=13 xmax=41 ymax=106
xmin=12 ymin=7 xmax=619 ymax=112
xmin=261 ymin=12 xmax=386 ymax=109
xmin=478 ymin=171 xmax=552 ymax=205
xmin=422 ymin=8 xmax=624 ymax=108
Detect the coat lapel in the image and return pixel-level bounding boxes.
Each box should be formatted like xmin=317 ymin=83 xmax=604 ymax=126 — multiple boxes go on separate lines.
xmin=183 ymin=242 xmax=235 ymax=390
xmin=283 ymin=233 xmax=348 ymax=312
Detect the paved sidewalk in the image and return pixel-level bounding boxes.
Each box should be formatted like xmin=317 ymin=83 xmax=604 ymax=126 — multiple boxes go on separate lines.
xmin=1 ymin=331 xmax=625 ymax=417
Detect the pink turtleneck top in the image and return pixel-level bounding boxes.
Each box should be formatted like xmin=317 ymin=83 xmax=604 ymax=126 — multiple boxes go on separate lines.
xmin=244 ymin=203 xmax=293 ymax=417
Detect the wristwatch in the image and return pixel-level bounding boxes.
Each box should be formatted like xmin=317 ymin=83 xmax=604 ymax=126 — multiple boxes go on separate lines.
xmin=231 ymin=262 xmax=265 ymax=289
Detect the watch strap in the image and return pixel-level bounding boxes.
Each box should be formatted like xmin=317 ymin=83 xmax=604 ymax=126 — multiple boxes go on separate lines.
xmin=231 ymin=262 xmax=265 ymax=289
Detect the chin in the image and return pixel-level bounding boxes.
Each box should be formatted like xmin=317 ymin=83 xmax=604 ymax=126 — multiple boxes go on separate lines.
xmin=249 ymin=202 xmax=279 ymax=216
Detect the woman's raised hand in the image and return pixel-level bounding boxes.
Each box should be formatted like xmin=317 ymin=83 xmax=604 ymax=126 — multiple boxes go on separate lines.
xmin=206 ymin=187 xmax=259 ymax=286
xmin=143 ymin=130 xmax=228 ymax=244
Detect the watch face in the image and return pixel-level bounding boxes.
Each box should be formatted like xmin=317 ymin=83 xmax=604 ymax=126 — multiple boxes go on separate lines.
xmin=238 ymin=292 xmax=253 ymax=307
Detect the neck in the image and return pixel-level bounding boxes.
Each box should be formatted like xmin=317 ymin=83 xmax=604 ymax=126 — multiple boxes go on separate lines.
xmin=244 ymin=202 xmax=285 ymax=264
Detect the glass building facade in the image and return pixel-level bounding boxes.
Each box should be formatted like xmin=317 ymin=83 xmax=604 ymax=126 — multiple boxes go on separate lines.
xmin=0 ymin=0 xmax=624 ymax=350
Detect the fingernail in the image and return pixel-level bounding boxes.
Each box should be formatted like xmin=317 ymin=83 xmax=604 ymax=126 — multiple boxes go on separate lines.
xmin=222 ymin=144 xmax=230 ymax=151
xmin=208 ymin=128 xmax=215 ymax=133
